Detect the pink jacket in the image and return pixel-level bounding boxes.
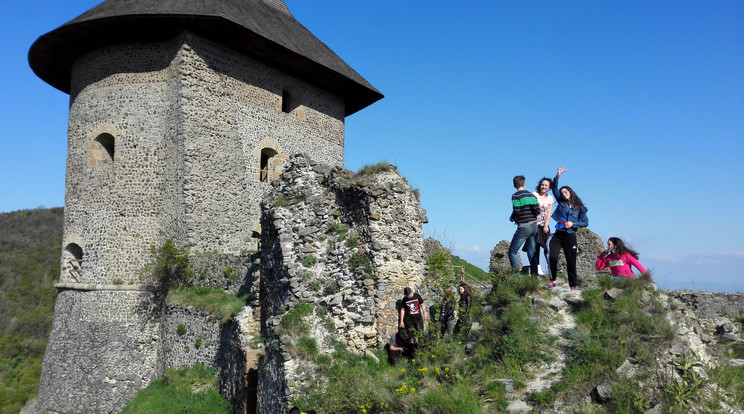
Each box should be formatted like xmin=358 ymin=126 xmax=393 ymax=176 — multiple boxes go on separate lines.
xmin=595 ymin=252 xmax=647 ymax=278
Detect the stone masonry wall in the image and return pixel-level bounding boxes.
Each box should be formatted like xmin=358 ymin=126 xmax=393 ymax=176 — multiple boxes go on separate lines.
xmin=40 ymin=29 xmax=349 ymax=412
xmin=33 ymin=290 xmax=162 ymax=413
xmin=256 ymin=154 xmax=427 ymax=412
xmin=666 ymin=291 xmax=744 ymax=321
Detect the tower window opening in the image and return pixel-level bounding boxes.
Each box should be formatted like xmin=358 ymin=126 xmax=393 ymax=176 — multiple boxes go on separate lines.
xmin=259 ymin=148 xmax=278 ymax=183
xmin=95 ymin=133 xmax=115 ymax=161
xmin=63 ymin=243 xmax=84 ymax=282
xmin=281 ymin=90 xmax=291 ymax=113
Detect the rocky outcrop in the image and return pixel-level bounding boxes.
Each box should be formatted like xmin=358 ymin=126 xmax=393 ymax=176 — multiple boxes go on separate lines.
xmin=256 ymin=155 xmax=427 ymax=412
xmin=490 ymin=240 xmax=515 ymax=275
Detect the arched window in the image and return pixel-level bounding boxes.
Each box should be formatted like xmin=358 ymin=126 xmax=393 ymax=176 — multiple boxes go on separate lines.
xmin=260 ymin=148 xmax=278 ymax=183
xmin=95 ymin=133 xmax=115 ymax=161
xmin=62 ymin=243 xmax=84 ymax=282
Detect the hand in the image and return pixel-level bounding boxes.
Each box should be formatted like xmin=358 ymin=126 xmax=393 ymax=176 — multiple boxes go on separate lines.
xmin=542 ymin=224 xmax=549 ymax=234
xmin=564 ymin=221 xmax=574 ymax=229
xmin=400 ymin=322 xmax=405 ymax=328
xmin=556 ymin=166 xmax=567 ymax=177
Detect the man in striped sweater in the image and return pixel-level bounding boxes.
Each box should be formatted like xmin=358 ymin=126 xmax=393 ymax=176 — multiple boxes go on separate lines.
xmin=508 ymin=175 xmax=540 ymax=275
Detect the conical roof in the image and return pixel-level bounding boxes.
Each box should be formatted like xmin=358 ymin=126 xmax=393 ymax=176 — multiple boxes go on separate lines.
xmin=29 ymin=0 xmax=382 ymax=115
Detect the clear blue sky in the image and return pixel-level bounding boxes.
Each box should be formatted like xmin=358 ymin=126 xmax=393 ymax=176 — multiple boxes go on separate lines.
xmin=1 ymin=1 xmax=742 ymax=292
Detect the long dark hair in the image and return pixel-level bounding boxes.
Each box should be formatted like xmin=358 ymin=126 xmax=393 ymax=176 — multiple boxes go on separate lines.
xmin=608 ymin=237 xmax=639 ymax=259
xmin=458 ymin=283 xmax=471 ymax=298
xmin=559 ymin=185 xmax=586 ymax=212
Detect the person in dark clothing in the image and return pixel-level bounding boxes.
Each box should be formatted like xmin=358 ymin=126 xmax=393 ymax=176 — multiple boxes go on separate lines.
xmin=454 ymin=283 xmax=472 ymax=334
xmin=400 ymin=287 xmax=427 ymax=333
xmin=439 ymin=288 xmax=456 ymax=336
xmin=386 ymin=328 xmax=416 ymax=365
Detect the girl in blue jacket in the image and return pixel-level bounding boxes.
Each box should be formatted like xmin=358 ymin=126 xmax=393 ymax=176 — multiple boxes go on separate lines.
xmin=547 ymin=167 xmax=589 ymax=290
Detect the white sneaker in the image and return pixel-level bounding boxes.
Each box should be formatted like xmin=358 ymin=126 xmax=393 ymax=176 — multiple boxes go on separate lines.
xmin=537 ymin=265 xmax=545 ymax=276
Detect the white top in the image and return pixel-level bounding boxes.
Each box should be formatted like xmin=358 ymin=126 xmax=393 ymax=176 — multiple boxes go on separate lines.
xmin=533 ymin=192 xmax=555 ymax=225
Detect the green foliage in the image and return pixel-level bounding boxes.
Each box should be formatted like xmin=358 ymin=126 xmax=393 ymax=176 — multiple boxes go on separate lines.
xmin=275 ymin=194 xmax=289 ymax=207
xmin=554 ymin=276 xmax=675 ymax=409
xmin=325 ymin=222 xmax=348 ymax=236
xmin=309 ymin=280 xmax=321 ymax=292
xmin=427 ymin=248 xmax=452 ymax=275
xmin=279 ymin=302 xmax=315 ymax=336
xmin=195 ymin=338 xmax=202 ymax=349
xmin=296 ymin=337 xmax=319 ymax=359
xmin=119 ymin=364 xmax=230 ymax=414
xmin=348 ymin=251 xmax=374 ymax=278
xmin=167 ymin=287 xmax=247 ymax=323
xmin=345 ymin=233 xmax=359 ymax=249
xmin=301 ymin=255 xmax=317 ymax=268
xmin=529 ymin=389 xmax=556 ymax=406
xmin=355 ymin=162 xmax=395 ymax=177
xmin=224 ymin=265 xmax=237 ymax=283
xmin=143 ymin=239 xmax=194 ymax=289
xmin=177 ymin=324 xmax=187 ymax=336
xmin=0 ymin=207 xmax=62 ymax=413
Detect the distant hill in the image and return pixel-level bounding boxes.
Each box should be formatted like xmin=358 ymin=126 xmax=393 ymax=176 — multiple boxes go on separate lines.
xmin=0 ymin=207 xmax=62 ymax=414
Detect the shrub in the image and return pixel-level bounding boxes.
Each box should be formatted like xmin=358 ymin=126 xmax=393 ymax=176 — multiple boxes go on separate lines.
xmin=143 ymin=239 xmax=193 ymax=289
xmin=348 ymin=251 xmax=373 ymax=278
xmin=279 ymin=302 xmax=315 ymax=335
xmin=301 ymin=255 xmax=317 ymax=268
xmin=177 ymin=324 xmax=187 ymax=336
xmin=355 ymin=162 xmax=395 ymax=177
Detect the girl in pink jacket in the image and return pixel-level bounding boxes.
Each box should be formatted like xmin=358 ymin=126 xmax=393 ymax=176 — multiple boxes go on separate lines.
xmin=596 ymin=237 xmax=648 ymax=279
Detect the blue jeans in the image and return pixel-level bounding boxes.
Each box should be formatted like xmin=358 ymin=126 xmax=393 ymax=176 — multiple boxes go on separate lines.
xmin=508 ymin=222 xmax=539 ymax=275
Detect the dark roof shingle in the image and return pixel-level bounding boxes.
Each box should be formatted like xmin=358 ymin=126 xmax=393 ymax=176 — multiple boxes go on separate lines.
xmin=29 ymin=0 xmax=382 ymax=115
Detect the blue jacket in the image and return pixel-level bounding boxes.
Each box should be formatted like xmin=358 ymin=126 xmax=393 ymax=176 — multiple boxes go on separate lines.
xmin=551 ymin=176 xmax=588 ymax=234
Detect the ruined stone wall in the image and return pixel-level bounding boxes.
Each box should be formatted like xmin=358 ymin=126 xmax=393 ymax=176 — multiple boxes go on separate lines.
xmin=666 ymin=291 xmax=744 ymax=320
xmin=256 ymin=155 xmax=427 ymax=412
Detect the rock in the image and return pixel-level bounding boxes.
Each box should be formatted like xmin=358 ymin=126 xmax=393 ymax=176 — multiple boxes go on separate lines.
xmin=549 ymin=298 xmax=567 ymax=311
xmin=615 ymin=359 xmax=636 ymax=378
xmin=365 ymin=350 xmax=379 ymax=364
xmin=728 ymin=359 xmax=744 ymax=367
xmin=594 ymin=383 xmax=612 ymax=403
xmin=492 ymin=378 xmax=515 ymax=392
xmin=605 ymin=288 xmax=624 ymax=301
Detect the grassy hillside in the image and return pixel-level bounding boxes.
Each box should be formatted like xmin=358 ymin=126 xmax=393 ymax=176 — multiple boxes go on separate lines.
xmin=0 ymin=207 xmax=62 ymax=414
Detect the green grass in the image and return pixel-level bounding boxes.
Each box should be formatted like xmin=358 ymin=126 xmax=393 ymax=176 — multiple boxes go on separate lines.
xmin=119 ymin=364 xmax=230 ymax=414
xmin=166 ymin=287 xmax=246 ymax=323
xmin=291 ymin=274 xmax=555 ymax=413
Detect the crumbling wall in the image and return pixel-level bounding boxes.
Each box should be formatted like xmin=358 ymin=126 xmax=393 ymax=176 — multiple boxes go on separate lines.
xmin=256 ymin=154 xmax=427 ymax=412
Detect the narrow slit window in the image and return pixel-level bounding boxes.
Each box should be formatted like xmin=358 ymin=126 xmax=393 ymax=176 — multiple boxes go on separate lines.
xmin=259 ymin=148 xmax=278 ymax=183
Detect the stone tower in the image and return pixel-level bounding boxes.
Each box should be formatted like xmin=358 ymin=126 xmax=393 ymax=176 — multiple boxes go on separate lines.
xmin=28 ymin=0 xmax=381 ymax=411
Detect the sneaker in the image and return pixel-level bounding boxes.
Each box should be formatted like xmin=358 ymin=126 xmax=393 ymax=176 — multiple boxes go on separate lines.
xmin=537 ymin=265 xmax=545 ymax=276
xmin=570 ymin=287 xmax=577 ymax=291
xmin=547 ymin=281 xmax=557 ymax=288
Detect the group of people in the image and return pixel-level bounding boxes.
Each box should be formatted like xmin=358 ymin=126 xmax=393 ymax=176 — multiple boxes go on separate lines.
xmin=508 ymin=166 xmax=647 ymax=290
xmin=387 ymin=283 xmax=472 ymax=364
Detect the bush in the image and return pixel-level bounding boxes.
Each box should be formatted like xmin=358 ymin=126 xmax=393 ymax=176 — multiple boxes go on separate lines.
xmin=348 ymin=251 xmax=373 ymax=278
xmin=301 ymin=255 xmax=317 ymax=268
xmin=143 ymin=239 xmax=193 ymax=289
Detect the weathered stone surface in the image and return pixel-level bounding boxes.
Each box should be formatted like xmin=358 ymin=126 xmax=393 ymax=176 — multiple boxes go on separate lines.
xmin=490 ymin=240 xmax=515 ymax=275
xmin=258 ymin=155 xmax=427 ymax=409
